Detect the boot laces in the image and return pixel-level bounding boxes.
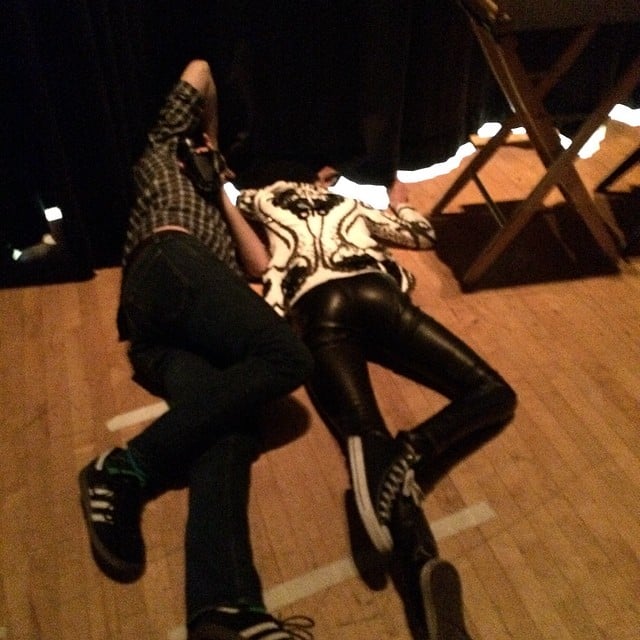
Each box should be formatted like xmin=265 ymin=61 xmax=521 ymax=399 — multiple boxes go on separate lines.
xmin=279 ymin=615 xmax=315 ymax=639
xmin=402 ymin=468 xmax=424 ymax=506
xmin=377 ymin=444 xmax=421 ymax=523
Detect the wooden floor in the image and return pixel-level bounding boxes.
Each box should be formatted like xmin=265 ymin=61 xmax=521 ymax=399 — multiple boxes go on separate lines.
xmin=1 ymin=119 xmax=639 ymax=640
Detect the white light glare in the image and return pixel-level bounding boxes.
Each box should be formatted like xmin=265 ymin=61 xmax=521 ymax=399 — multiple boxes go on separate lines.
xmin=329 ymin=177 xmax=389 ymax=209
xmin=224 ymin=182 xmax=240 ymax=203
xmin=397 ymin=141 xmax=477 ymax=184
xmin=44 ymin=206 xmax=63 ymax=222
xmin=225 ymin=105 xmax=639 ymax=209
xmin=610 ymin=104 xmax=640 ymax=126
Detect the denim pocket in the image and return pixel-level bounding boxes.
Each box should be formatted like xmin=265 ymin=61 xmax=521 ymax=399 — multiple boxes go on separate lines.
xmin=121 ymin=246 xmax=193 ymax=337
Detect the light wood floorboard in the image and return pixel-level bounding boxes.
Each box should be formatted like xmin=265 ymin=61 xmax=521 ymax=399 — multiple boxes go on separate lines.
xmin=1 ymin=119 xmax=639 ymax=639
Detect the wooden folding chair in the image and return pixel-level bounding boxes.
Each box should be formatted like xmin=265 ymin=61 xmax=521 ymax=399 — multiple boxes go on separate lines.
xmin=432 ymin=0 xmax=640 ymax=288
xmin=596 ymin=144 xmax=640 ymax=254
xmin=596 ymin=146 xmax=640 ymax=193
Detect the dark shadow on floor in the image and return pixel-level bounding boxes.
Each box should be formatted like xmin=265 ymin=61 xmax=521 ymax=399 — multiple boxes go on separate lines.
xmin=599 ymin=186 xmax=640 ymax=256
xmin=259 ymin=395 xmax=313 ymax=452
xmin=431 ymin=188 xmax=640 ymax=291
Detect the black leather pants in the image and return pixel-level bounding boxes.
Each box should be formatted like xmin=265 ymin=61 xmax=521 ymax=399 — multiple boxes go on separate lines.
xmin=290 ymin=273 xmax=517 ymax=462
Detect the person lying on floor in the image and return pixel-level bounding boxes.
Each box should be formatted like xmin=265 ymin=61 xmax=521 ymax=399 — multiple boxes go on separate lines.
xmin=233 ymin=162 xmax=517 ymax=639
xmin=78 ymin=61 xmax=315 ymax=640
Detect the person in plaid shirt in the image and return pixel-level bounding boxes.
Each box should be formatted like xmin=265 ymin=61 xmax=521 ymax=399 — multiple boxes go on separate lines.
xmin=78 ymin=60 xmax=315 ymax=640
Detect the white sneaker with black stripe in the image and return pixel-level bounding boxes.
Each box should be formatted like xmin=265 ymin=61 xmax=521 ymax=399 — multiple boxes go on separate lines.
xmin=188 ymin=605 xmax=314 ymax=640
xmin=348 ymin=431 xmax=422 ymax=553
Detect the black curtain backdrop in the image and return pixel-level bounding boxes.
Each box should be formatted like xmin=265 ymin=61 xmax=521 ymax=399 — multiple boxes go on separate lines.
xmin=1 ymin=0 xmax=638 ymax=284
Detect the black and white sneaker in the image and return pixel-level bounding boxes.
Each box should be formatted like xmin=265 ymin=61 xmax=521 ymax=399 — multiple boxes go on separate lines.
xmin=389 ymin=490 xmax=438 ymax=570
xmin=78 ymin=448 xmax=146 ymax=583
xmin=188 ymin=605 xmax=314 ymax=640
xmin=348 ymin=432 xmax=422 ymax=553
xmin=421 ymin=559 xmax=474 ymax=640
xmin=387 ymin=491 xmax=439 ymax=638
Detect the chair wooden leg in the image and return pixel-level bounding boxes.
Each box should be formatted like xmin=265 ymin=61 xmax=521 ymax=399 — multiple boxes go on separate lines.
xmin=596 ymin=147 xmax=640 ymax=192
xmin=431 ymin=25 xmax=597 ymax=218
xmin=458 ymin=29 xmax=636 ymax=286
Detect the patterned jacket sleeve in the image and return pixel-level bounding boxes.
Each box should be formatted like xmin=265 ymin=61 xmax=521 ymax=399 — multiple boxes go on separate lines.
xmin=362 ymin=202 xmax=436 ymax=249
xmin=236 ymin=189 xmax=259 ymax=220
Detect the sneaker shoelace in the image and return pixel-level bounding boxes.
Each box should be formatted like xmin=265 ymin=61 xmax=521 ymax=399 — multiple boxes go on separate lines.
xmin=401 ymin=468 xmax=425 ymax=506
xmin=278 ymin=615 xmax=315 ymax=640
xmin=377 ymin=444 xmax=422 ymax=524
xmin=235 ymin=614 xmax=314 ymax=640
xmin=203 ymin=607 xmax=314 ymax=640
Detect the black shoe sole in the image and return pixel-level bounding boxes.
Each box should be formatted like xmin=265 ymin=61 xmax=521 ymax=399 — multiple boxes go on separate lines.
xmin=344 ymin=489 xmax=389 ymax=591
xmin=78 ymin=466 xmax=144 ymax=583
xmin=420 ymin=559 xmax=474 ymax=640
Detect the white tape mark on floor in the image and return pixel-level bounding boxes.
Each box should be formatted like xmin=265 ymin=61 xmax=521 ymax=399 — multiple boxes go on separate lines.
xmin=431 ymin=501 xmax=497 ymax=540
xmin=166 ymin=501 xmax=496 ymax=639
xmin=106 ymin=401 xmax=168 ymax=431
xmin=264 ymin=556 xmax=358 ymax=611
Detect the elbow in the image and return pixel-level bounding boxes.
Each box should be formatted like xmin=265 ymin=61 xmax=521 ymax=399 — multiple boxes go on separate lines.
xmin=244 ymin=253 xmax=270 ymax=280
xmin=244 ymin=262 xmax=268 ymax=281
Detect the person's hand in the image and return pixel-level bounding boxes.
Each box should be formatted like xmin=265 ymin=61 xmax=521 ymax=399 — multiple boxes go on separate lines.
xmin=202 ymin=133 xmax=236 ymax=183
xmin=316 ymin=165 xmax=340 ymax=188
xmin=176 ymin=134 xmax=235 ymax=193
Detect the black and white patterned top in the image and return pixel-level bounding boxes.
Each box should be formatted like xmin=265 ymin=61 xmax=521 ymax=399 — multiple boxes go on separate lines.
xmin=237 ymin=180 xmax=436 ymax=316
xmin=122 ymin=80 xmax=241 ymax=275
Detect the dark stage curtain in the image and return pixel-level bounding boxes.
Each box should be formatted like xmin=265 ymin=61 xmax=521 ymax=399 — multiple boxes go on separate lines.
xmin=1 ymin=0 xmax=247 ymax=284
xmin=1 ymin=1 xmax=638 ymax=284
xmin=228 ymin=0 xmax=505 ymax=188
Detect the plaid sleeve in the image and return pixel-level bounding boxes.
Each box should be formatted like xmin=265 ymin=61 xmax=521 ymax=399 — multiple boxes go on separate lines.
xmin=147 ymin=80 xmax=205 ymax=149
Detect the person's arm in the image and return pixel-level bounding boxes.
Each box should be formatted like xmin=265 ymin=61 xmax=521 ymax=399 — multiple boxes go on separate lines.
xmin=364 ymin=202 xmax=437 ymax=249
xmin=179 ymin=59 xmax=220 ymax=147
xmin=219 ymin=189 xmax=270 ymax=279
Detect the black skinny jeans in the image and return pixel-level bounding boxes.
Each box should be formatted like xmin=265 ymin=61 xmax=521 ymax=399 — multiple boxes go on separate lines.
xmin=117 ymin=231 xmax=313 ymax=622
xmin=290 ymin=273 xmax=516 ymax=465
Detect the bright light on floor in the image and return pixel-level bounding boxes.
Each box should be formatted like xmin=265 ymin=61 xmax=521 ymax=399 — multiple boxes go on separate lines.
xmin=226 ymin=105 xmax=639 ymax=209
xmin=328 ymin=177 xmax=389 ymax=209
xmin=610 ymin=103 xmax=640 ymax=126
xmin=396 ymin=141 xmax=477 ymax=184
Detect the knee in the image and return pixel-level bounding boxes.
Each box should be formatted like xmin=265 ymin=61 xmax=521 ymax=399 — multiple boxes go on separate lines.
xmin=486 ymin=375 xmax=518 ymax=422
xmin=271 ymin=330 xmax=315 ymax=387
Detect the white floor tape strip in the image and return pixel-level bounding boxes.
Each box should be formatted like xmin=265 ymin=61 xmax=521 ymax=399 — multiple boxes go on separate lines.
xmin=106 ymin=401 xmax=168 ymax=432
xmin=431 ymin=501 xmax=497 ymax=540
xmin=167 ymin=501 xmax=496 ymax=639
xmin=107 ymin=408 xmax=497 ymax=639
